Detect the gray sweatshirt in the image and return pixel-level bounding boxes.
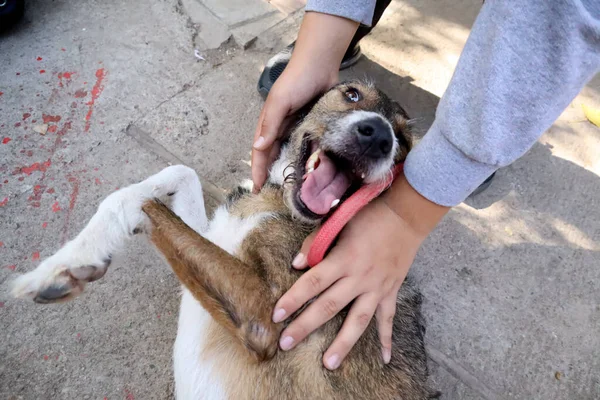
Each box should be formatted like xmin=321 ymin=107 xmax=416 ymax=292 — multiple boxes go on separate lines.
xmin=306 ymin=0 xmax=600 ymax=206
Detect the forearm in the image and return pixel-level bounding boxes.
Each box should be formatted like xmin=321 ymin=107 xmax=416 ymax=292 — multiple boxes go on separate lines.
xmin=306 ymin=0 xmax=376 ymax=27
xmin=383 ymin=174 xmax=449 ymax=240
xmin=405 ymin=0 xmax=600 ymax=206
xmin=288 ymin=11 xmax=360 ymax=81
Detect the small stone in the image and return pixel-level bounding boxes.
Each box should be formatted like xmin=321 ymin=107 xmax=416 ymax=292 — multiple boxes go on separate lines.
xmin=33 ymin=124 xmax=48 ymax=135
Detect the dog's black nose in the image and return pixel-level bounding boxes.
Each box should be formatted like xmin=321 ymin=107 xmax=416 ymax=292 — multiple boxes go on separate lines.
xmin=354 ymin=117 xmax=393 ymax=158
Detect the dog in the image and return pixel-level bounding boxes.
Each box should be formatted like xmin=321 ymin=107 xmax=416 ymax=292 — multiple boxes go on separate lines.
xmin=12 ymin=81 xmax=435 ymax=399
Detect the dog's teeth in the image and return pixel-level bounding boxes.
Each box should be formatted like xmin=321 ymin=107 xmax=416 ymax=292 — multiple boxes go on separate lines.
xmin=330 ymin=199 xmax=340 ymax=209
xmin=361 ymin=173 xmax=365 ymax=179
xmin=307 ymin=167 xmax=314 ymax=174
xmin=306 ymin=148 xmax=321 ymax=171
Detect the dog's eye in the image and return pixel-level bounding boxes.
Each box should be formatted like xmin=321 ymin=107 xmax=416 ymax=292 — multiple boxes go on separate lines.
xmin=345 ymin=88 xmax=361 ymax=103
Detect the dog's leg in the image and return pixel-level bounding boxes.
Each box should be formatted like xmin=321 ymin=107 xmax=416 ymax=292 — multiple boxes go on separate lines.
xmin=11 ymin=165 xmax=208 ymax=303
xmin=142 ymin=200 xmax=281 ymax=362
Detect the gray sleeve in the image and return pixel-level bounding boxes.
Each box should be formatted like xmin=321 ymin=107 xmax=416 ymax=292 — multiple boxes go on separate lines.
xmin=305 ymin=0 xmax=376 ymax=26
xmin=404 ymin=0 xmax=600 ymax=207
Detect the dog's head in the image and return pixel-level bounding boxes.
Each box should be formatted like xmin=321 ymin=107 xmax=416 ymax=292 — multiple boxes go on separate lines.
xmin=274 ymin=81 xmax=413 ymax=223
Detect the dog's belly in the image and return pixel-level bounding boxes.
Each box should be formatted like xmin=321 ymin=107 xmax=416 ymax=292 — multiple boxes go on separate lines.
xmin=174 ymin=289 xmax=226 ymax=400
xmin=173 ymin=205 xmax=273 ymax=400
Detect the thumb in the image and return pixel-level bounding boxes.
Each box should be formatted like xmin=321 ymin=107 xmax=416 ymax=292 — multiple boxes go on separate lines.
xmin=252 ymin=96 xmax=290 ymax=190
xmin=292 ymin=230 xmax=318 ymax=270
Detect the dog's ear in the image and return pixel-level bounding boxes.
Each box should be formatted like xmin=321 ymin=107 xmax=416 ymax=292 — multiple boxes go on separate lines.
xmin=391 ymin=101 xmax=412 ymax=162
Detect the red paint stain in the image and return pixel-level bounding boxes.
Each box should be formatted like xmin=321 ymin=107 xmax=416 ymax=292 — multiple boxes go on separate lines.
xmin=26 ymin=150 xmax=33 ymax=157
xmin=42 ymin=114 xmax=61 ymax=124
xmin=2 ymin=137 xmax=11 ymax=144
xmin=95 ymin=178 xmax=101 ymax=185
xmin=0 ymin=92 xmax=3 ymax=96
xmin=0 ymin=198 xmax=8 ymax=207
xmin=48 ymin=125 xmax=58 ymax=133
xmin=77 ymin=333 xmax=81 ymax=338
xmin=42 ymin=222 xmax=48 ymax=228
xmin=43 ymin=355 xmax=49 ymax=360
xmin=37 ymin=56 xmax=43 ymax=61
xmin=14 ymin=122 xmax=21 ymax=128
xmin=84 ymin=68 xmax=107 ymax=132
xmin=32 ymin=251 xmax=40 ymax=261
xmin=58 ymin=71 xmax=75 ymax=87
xmin=18 ymin=177 xmax=24 ymax=181
xmin=32 ymin=119 xmax=37 ymax=123
xmin=0 ymin=241 xmax=3 ymax=246
xmin=13 ymin=159 xmax=52 ymax=176
xmin=46 ymin=188 xmax=55 ymax=194
xmin=61 ymin=48 xmax=66 ymax=51
xmin=23 ymin=113 xmax=31 ymax=121
xmin=124 ymin=389 xmax=135 ymax=400
xmin=74 ymin=89 xmax=87 ymax=98
xmin=3 ymin=180 xmax=7 ymax=184
xmin=52 ymin=201 xmax=61 ymax=212
xmin=0 ymin=302 xmax=4 ymax=308
xmin=61 ymin=176 xmax=80 ymax=244
xmin=40 ymin=70 xmax=46 ymax=74
xmin=7 ymin=265 xmax=16 ymax=271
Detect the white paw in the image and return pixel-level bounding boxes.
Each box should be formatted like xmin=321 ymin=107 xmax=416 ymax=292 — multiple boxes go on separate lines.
xmin=11 ymin=250 xmax=112 ymax=304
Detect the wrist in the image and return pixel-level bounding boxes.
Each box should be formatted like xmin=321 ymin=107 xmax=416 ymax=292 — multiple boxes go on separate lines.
xmin=382 ymin=173 xmax=450 ymax=239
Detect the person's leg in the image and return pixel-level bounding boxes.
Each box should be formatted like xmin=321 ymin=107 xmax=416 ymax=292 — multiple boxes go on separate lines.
xmin=343 ymin=0 xmax=392 ymax=61
xmin=258 ymin=0 xmax=393 ymax=98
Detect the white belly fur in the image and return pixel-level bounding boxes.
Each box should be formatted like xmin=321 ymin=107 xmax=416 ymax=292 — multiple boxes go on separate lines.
xmin=173 ymin=205 xmax=273 ymax=400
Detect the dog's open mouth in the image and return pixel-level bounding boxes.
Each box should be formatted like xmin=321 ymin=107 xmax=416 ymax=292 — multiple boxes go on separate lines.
xmin=293 ymin=135 xmax=364 ymax=218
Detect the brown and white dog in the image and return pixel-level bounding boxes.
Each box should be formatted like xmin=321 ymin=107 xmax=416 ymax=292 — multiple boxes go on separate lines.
xmin=12 ymin=81 xmax=435 ymax=399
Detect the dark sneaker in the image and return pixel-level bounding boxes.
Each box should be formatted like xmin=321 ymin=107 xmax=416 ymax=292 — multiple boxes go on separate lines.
xmin=257 ymin=42 xmax=363 ymax=99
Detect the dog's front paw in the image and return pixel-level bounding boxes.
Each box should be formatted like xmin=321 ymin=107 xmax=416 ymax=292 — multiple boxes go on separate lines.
xmin=11 ymin=254 xmax=111 ymax=304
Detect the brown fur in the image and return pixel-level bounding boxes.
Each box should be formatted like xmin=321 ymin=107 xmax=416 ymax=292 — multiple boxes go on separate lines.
xmin=141 ymin=82 xmax=433 ymax=399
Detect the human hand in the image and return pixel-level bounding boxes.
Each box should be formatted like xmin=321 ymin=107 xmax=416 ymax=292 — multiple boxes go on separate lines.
xmin=251 ymin=60 xmax=338 ymax=191
xmin=272 ymin=175 xmax=450 ymax=369
xmin=251 ymin=12 xmax=359 ymax=191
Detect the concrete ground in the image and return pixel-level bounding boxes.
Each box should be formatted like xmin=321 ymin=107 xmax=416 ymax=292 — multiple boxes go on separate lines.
xmin=1 ymin=0 xmax=598 ymax=399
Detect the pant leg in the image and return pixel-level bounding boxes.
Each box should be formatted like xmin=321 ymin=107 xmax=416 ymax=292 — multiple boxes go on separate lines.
xmin=345 ymin=0 xmax=392 ymax=58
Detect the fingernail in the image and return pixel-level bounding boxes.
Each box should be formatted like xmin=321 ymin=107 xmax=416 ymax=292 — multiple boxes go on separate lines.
xmin=272 ymin=308 xmax=286 ymax=323
xmin=253 ymin=136 xmax=265 ymax=149
xmin=280 ymin=336 xmax=294 ymax=351
xmin=292 ymin=253 xmax=306 ymax=268
xmin=326 ymin=354 xmax=340 ymax=370
xmin=382 ymin=348 xmax=391 ymax=364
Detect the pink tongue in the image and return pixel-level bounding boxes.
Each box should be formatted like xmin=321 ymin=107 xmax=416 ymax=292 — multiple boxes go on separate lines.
xmin=300 ymin=152 xmax=352 ymax=215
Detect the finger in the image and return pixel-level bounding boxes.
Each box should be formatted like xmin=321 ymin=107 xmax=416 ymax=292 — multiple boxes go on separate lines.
xmin=323 ymin=293 xmax=379 ymax=370
xmin=291 ymin=230 xmax=318 ymax=269
xmin=272 ymin=257 xmax=342 ymax=323
xmin=278 ymin=278 xmax=357 ymax=351
xmin=251 ymin=97 xmax=290 ymax=190
xmin=376 ymin=289 xmax=398 ymax=364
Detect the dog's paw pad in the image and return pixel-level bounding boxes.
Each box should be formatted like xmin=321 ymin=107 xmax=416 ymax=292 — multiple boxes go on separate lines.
xmin=70 ymin=264 xmax=108 ymax=282
xmin=34 ymin=282 xmax=76 ymax=303
xmin=12 ymin=257 xmax=111 ymax=303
